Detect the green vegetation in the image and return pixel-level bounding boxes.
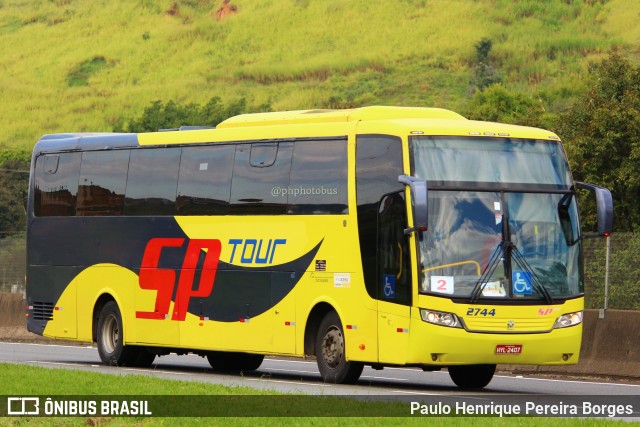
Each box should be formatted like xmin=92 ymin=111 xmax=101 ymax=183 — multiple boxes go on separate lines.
xmin=0 ymin=363 xmax=636 ymax=426
xmin=584 ymin=233 xmax=640 ymax=310
xmin=0 ymin=1 xmax=639 ymax=295
xmin=66 ymin=56 xmax=111 ymax=87
xmin=113 ymin=96 xmax=269 ymax=132
xmin=0 ymin=151 xmax=29 ymax=236
xmin=0 ymin=0 xmax=637 ymax=149
xmin=556 ymin=52 xmax=640 ymax=232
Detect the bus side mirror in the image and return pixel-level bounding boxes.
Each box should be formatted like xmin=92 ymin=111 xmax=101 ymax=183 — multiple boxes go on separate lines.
xmin=398 ymin=175 xmax=428 ymax=235
xmin=575 ymin=182 xmax=613 ymax=236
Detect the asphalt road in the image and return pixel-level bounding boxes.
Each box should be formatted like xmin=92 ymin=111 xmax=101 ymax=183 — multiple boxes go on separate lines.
xmin=1 ymin=341 xmax=639 ymax=397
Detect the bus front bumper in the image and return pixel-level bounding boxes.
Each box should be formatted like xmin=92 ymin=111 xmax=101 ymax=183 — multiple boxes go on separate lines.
xmin=407 ymin=321 xmax=582 ymax=366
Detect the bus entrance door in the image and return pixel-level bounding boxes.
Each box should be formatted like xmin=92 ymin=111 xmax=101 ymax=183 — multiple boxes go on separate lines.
xmin=376 ymin=192 xmax=411 ymax=364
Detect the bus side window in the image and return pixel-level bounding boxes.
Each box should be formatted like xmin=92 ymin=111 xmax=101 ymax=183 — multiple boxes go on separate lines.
xmin=230 ymin=142 xmax=293 ymax=215
xmin=124 ymin=148 xmax=181 ymax=216
xmin=34 ymin=153 xmax=81 ymax=217
xmin=177 ymin=145 xmax=235 ymax=215
xmin=77 ymin=150 xmax=130 ymax=216
xmin=288 ymin=139 xmax=348 ymax=215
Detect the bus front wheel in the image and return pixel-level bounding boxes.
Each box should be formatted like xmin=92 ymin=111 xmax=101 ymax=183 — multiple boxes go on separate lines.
xmin=315 ymin=311 xmax=363 ymax=384
xmin=96 ymin=301 xmax=139 ymax=366
xmin=448 ymin=364 xmax=496 ymax=389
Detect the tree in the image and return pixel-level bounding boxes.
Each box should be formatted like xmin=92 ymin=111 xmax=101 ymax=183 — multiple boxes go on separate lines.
xmin=465 ymin=84 xmax=546 ymax=127
xmin=556 ymin=52 xmax=640 ymax=232
xmin=114 ymin=97 xmax=270 ymax=133
xmin=471 ymin=38 xmax=501 ymax=92
xmin=0 ymin=152 xmax=30 ymax=236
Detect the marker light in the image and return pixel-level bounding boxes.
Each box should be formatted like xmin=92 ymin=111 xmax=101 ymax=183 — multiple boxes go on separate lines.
xmin=420 ymin=308 xmax=462 ymax=328
xmin=553 ymin=311 xmax=583 ymax=329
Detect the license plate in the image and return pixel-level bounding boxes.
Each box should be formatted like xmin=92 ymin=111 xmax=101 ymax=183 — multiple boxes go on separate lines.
xmin=495 ymin=344 xmax=522 ymax=355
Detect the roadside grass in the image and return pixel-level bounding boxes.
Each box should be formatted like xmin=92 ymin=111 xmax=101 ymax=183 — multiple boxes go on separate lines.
xmin=0 ymin=0 xmax=631 ymax=149
xmin=0 ymin=363 xmax=636 ymax=426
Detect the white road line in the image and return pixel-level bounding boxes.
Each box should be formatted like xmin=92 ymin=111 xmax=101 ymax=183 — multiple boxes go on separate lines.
xmin=2 ymin=342 xmax=94 ymax=349
xmin=10 ymin=344 xmax=640 ymax=389
xmin=268 ymin=359 xmax=640 ymax=388
xmin=494 ymin=374 xmax=640 ymax=387
xmin=361 ymin=375 xmax=409 ymax=382
xmin=264 ymin=358 xmax=316 ymax=365
xmin=246 ymin=378 xmax=331 ymax=387
xmin=28 ymin=360 xmax=204 ymax=376
xmin=262 ymin=368 xmax=316 ymax=374
xmin=26 ymin=361 xmax=87 ymax=368
xmin=389 ymin=390 xmax=444 ymax=396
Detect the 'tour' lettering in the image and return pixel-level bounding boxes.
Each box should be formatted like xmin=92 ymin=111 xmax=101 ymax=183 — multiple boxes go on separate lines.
xmin=136 ymin=238 xmax=221 ymax=321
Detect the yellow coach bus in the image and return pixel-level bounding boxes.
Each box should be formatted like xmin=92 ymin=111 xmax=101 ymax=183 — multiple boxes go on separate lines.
xmin=26 ymin=106 xmax=613 ymax=389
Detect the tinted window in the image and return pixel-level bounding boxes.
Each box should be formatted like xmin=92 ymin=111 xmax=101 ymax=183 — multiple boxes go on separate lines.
xmin=125 ymin=148 xmax=181 ymax=215
xmin=378 ymin=192 xmax=411 ymax=305
xmin=77 ymin=150 xmax=130 ymax=216
xmin=356 ymin=135 xmax=404 ymax=205
xmin=177 ymin=145 xmax=235 ymax=215
xmin=230 ymin=142 xmax=293 ymax=215
xmin=34 ymin=153 xmax=81 ymax=216
xmin=411 ymin=136 xmax=571 ymax=188
xmin=287 ymin=139 xmax=348 ymax=214
xmin=356 ymin=135 xmax=406 ymax=301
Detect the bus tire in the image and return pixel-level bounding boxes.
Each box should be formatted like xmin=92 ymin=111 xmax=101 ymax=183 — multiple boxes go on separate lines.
xmin=96 ymin=301 xmax=137 ymax=366
xmin=448 ymin=364 xmax=496 ymax=389
xmin=207 ymin=351 xmax=264 ymax=372
xmin=315 ymin=311 xmax=363 ymax=384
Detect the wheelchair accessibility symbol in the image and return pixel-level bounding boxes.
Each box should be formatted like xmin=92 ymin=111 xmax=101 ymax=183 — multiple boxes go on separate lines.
xmin=512 ymin=271 xmax=533 ymax=295
xmin=383 ymin=274 xmax=396 ymax=299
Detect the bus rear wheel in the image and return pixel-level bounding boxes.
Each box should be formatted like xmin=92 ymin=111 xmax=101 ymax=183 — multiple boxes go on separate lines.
xmin=207 ymin=351 xmax=264 ymax=372
xmin=448 ymin=364 xmax=496 ymax=389
xmin=315 ymin=311 xmax=363 ymax=384
xmin=96 ymin=301 xmax=140 ymax=366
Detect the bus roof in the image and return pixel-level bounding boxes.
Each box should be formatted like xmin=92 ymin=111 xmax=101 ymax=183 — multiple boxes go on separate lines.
xmin=217 ymin=106 xmax=466 ymax=128
xmin=32 ymin=106 xmax=561 ymax=154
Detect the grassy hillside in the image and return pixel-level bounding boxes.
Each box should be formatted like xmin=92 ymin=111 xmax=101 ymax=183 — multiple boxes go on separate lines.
xmin=0 ymin=0 xmax=637 ymax=149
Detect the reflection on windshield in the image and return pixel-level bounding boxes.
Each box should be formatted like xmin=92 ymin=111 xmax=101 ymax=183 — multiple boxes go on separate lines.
xmin=419 ymin=191 xmax=582 ymax=300
xmin=411 ymin=137 xmax=572 ymax=187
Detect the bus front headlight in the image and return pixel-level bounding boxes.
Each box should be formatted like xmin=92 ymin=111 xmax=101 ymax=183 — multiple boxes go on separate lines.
xmin=553 ymin=311 xmax=583 ymax=329
xmin=420 ymin=308 xmax=462 ymax=328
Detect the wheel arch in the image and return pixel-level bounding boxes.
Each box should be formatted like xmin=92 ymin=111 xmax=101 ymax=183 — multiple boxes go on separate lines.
xmin=303 ymin=301 xmax=339 ymax=357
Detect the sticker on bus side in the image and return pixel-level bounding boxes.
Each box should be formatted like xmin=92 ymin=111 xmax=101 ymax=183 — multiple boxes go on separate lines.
xmin=334 ymin=273 xmax=350 ymax=288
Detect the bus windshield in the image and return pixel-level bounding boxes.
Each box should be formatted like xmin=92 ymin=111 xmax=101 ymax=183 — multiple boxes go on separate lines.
xmin=411 ymin=137 xmax=582 ymax=300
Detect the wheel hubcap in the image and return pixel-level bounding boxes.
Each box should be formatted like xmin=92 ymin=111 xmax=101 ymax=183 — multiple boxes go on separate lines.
xmin=321 ymin=326 xmax=343 ymax=369
xmin=101 ymin=314 xmax=119 ymax=354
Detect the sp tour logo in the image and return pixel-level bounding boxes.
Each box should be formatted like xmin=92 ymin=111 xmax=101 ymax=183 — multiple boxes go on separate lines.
xmin=136 ymin=238 xmax=222 ymax=321
xmin=136 ymin=237 xmax=287 ymax=321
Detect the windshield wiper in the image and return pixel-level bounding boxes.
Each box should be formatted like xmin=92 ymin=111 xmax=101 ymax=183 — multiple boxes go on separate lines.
xmin=509 ymin=242 xmax=553 ymax=304
xmin=470 ymin=241 xmax=553 ymax=304
xmin=470 ymin=242 xmax=504 ymax=303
